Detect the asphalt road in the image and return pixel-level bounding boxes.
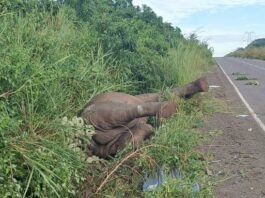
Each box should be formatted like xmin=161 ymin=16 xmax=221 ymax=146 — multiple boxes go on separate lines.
xmin=215 ymin=57 xmax=265 ymax=128
xmin=206 ymin=65 xmax=265 ymax=197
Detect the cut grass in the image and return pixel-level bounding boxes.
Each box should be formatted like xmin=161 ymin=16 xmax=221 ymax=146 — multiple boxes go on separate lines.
xmin=235 ymin=75 xmax=250 ymax=80
xmin=232 ymin=72 xmax=245 ymax=76
xmin=232 ymin=72 xmax=257 ymax=81
xmin=235 ymin=76 xmax=257 ymax=81
xmin=245 ymin=81 xmax=260 ymax=86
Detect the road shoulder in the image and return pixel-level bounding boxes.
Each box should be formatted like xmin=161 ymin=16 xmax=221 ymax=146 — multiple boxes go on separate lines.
xmin=203 ymin=66 xmax=265 ymax=197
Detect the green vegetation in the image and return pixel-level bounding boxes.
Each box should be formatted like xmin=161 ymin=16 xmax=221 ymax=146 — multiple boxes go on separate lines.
xmin=0 ymin=0 xmax=213 ymax=197
xmin=232 ymin=72 xmax=257 ymax=81
xmin=84 ymin=96 xmax=215 ymax=197
xmin=232 ymin=72 xmax=245 ymax=76
xmin=245 ymin=81 xmax=260 ymax=86
xmin=237 ymin=76 xmax=249 ymax=80
xmin=247 ymin=38 xmax=265 ymax=48
xmin=227 ymin=38 xmax=265 ymax=60
xmin=235 ymin=75 xmax=251 ymax=80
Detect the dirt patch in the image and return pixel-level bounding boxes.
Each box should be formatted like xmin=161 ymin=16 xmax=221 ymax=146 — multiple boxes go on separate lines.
xmin=203 ymin=66 xmax=265 ymax=197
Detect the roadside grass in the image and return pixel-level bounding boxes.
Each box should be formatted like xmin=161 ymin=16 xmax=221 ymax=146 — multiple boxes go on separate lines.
xmin=81 ymin=93 xmax=216 ymax=197
xmin=142 ymin=95 xmax=216 ymax=197
xmin=227 ymin=47 xmax=265 ymax=60
xmin=0 ymin=10 xmax=129 ymax=197
xmin=161 ymin=42 xmax=213 ymax=86
xmin=0 ymin=5 xmax=213 ymax=198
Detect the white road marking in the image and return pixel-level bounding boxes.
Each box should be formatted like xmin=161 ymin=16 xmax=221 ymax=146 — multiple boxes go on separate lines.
xmin=236 ymin=114 xmax=249 ymax=118
xmin=209 ymin=85 xmax=220 ymax=88
xmin=217 ymin=61 xmax=265 ymax=133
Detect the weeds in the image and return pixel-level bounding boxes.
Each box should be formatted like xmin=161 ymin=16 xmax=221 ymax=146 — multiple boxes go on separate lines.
xmin=0 ymin=2 xmax=213 ymax=197
xmin=232 ymin=72 xmax=257 ymax=81
xmin=245 ymin=81 xmax=260 ymax=86
xmin=227 ymin=47 xmax=265 ymax=60
xmin=235 ymin=75 xmax=250 ymax=80
xmin=80 ymin=94 xmax=215 ymax=197
xmin=162 ymin=43 xmax=212 ymax=86
xmin=232 ymin=72 xmax=245 ymax=76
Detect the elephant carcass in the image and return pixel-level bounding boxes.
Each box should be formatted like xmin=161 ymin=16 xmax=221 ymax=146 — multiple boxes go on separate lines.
xmin=80 ymin=77 xmax=209 ymax=158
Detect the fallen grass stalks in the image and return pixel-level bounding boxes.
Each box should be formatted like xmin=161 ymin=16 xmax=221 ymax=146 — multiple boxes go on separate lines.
xmin=95 ymin=143 xmax=190 ymax=194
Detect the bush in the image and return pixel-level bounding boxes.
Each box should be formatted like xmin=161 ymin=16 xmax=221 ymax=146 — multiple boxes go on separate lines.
xmin=0 ymin=1 xmax=213 ymax=197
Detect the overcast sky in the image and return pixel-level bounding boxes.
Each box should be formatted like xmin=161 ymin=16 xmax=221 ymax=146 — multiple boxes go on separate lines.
xmin=133 ymin=0 xmax=265 ymax=56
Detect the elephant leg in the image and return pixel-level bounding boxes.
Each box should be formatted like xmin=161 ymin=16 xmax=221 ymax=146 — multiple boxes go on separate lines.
xmin=81 ymin=101 xmax=176 ymax=131
xmin=171 ymin=77 xmax=209 ymax=98
xmin=135 ymin=93 xmax=161 ymax=102
xmin=90 ymin=132 xmax=123 ymax=158
xmin=90 ymin=123 xmax=154 ymax=158
xmin=136 ymin=77 xmax=209 ymax=101
xmin=130 ymin=123 xmax=153 ymax=148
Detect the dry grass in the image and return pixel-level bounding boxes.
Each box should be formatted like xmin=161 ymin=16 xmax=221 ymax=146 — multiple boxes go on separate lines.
xmin=228 ymin=47 xmax=265 ymax=60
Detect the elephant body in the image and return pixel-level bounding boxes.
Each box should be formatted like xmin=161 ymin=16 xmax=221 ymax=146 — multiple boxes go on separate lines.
xmin=80 ymin=77 xmax=209 ymax=158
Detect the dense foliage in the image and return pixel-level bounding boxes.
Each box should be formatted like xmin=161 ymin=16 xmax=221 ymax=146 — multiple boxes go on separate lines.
xmin=0 ymin=0 xmax=213 ymax=197
xmin=227 ymin=38 xmax=265 ymax=60
xmin=247 ymin=38 xmax=265 ymax=48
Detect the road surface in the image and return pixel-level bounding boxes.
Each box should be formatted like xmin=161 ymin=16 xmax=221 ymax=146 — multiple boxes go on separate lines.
xmin=215 ymin=57 xmax=265 ymax=130
xmin=203 ymin=62 xmax=265 ymax=198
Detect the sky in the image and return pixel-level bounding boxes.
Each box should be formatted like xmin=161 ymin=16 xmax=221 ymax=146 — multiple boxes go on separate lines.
xmin=133 ymin=0 xmax=265 ymax=57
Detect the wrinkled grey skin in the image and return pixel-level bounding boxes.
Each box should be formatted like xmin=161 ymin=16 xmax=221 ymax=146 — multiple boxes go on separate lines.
xmin=80 ymin=77 xmax=209 ymax=158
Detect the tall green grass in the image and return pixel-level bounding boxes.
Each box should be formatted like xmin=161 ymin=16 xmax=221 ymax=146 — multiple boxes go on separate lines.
xmin=161 ymin=41 xmax=212 ymax=86
xmin=0 ymin=5 xmax=213 ymax=198
xmin=0 ymin=9 xmax=130 ymax=197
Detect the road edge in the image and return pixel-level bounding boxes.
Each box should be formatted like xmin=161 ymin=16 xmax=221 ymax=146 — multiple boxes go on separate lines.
xmin=216 ymin=61 xmax=265 ymax=133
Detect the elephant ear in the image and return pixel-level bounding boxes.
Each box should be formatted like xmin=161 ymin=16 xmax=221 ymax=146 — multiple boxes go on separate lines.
xmin=159 ymin=101 xmax=177 ymax=118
